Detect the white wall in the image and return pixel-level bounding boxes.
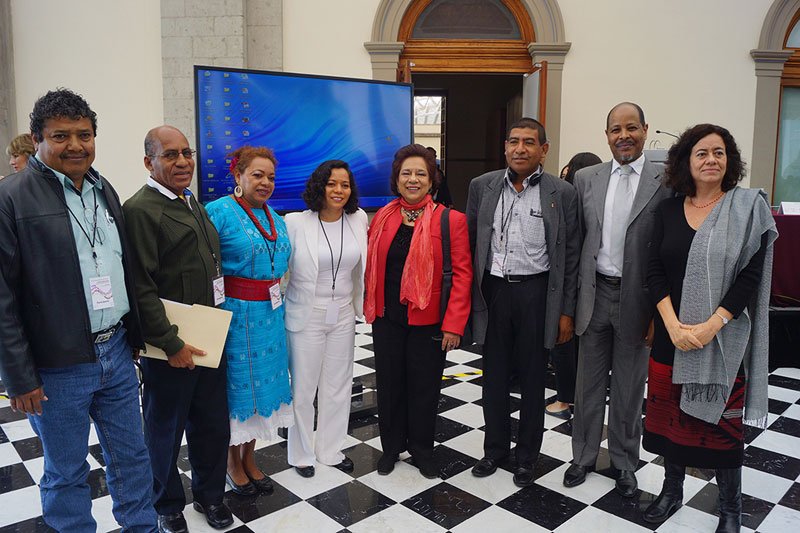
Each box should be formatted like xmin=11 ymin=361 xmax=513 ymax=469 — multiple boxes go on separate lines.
xmin=282 ymin=0 xmax=380 ymax=79
xmin=557 ymin=0 xmax=772 ymax=186
xmin=282 ymin=0 xmax=776 ymax=186
xmin=12 ymin=0 xmax=163 ymax=201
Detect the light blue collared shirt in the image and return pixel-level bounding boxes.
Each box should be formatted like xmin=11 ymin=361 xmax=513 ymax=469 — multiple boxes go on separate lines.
xmin=36 ymin=156 xmax=129 ymax=332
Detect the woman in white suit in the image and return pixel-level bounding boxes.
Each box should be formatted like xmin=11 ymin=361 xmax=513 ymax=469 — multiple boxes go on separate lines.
xmin=284 ymin=160 xmax=368 ymax=477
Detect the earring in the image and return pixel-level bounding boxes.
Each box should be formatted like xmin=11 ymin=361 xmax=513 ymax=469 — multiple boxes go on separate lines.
xmin=234 ymin=184 xmax=243 ymax=198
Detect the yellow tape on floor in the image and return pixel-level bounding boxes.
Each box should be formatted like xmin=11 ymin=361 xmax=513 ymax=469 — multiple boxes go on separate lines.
xmin=441 ymin=370 xmax=483 ymax=381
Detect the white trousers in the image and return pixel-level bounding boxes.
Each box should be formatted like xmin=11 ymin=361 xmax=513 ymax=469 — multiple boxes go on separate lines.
xmin=287 ymin=304 xmax=355 ymax=466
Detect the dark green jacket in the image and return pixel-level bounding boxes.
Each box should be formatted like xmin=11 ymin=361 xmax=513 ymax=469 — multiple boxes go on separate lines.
xmin=123 ymin=185 xmax=221 ymax=356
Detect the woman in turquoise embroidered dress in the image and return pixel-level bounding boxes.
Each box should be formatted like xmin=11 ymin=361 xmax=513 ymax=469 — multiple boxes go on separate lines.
xmin=206 ymin=145 xmax=293 ymax=497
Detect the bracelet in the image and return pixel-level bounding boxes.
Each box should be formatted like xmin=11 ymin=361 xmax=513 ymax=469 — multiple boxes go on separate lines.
xmin=714 ymin=312 xmax=729 ymax=326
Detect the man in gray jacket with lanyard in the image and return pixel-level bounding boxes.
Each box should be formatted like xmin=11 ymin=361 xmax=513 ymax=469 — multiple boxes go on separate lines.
xmin=467 ymin=117 xmax=579 ymax=487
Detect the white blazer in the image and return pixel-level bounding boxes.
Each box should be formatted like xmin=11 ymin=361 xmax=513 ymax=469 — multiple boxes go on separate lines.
xmin=284 ymin=208 xmax=368 ymax=332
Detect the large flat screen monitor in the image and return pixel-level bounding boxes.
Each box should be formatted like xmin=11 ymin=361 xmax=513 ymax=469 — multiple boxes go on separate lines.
xmin=194 ymin=66 xmax=413 ymax=211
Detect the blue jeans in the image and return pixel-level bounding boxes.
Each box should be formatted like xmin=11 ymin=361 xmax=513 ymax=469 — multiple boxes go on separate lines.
xmin=28 ymin=327 xmax=157 ymax=533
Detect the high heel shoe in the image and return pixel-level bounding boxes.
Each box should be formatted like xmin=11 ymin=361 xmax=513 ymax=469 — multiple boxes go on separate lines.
xmin=226 ymin=472 xmax=258 ymax=496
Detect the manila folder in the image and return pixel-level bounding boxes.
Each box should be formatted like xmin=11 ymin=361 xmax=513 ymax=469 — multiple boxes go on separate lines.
xmin=141 ymin=299 xmax=232 ymax=369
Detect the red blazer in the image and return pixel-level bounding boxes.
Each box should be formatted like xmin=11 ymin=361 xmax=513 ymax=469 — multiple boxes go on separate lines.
xmin=369 ymin=204 xmax=472 ymax=335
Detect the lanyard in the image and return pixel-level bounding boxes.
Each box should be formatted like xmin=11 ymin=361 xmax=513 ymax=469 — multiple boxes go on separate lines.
xmin=319 ymin=215 xmax=344 ymax=298
xmin=63 ymin=182 xmax=100 ymax=272
xmin=181 ymin=192 xmax=221 ymax=276
xmin=499 ymin=185 xmax=518 ymax=243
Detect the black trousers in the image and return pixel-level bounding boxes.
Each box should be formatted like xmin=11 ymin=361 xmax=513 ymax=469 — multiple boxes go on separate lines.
xmin=550 ymin=336 xmax=578 ymax=404
xmin=372 ymin=318 xmax=446 ymax=462
xmin=141 ymin=357 xmax=230 ymax=515
xmin=482 ymin=272 xmax=548 ymax=465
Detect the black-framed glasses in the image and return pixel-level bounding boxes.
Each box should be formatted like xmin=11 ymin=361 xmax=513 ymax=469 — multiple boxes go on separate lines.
xmin=149 ymin=149 xmax=196 ymax=162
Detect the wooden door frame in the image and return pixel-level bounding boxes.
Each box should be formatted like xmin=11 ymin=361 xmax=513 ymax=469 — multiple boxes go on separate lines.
xmin=364 ymin=0 xmax=571 ymax=174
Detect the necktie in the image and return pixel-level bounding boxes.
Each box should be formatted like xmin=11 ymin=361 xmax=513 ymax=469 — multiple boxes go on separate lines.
xmin=610 ymin=164 xmax=633 ymax=272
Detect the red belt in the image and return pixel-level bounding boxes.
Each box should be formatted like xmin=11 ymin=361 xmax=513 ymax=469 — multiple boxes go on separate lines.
xmin=224 ymin=276 xmax=280 ymax=301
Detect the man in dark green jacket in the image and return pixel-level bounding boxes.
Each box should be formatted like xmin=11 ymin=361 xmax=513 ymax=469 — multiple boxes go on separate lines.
xmin=124 ymin=125 xmax=232 ymax=533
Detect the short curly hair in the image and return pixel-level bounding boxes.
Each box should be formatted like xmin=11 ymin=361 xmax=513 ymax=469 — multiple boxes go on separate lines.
xmin=302 ymin=160 xmax=360 ymax=214
xmin=228 ymin=145 xmax=277 ymax=178
xmin=6 ymin=133 xmax=34 ymax=157
xmin=665 ymin=124 xmax=745 ymax=196
xmin=29 ymin=88 xmax=97 ymax=142
xmin=389 ymin=144 xmax=440 ymax=197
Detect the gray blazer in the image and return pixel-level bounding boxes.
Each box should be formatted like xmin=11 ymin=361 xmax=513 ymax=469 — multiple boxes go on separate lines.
xmin=574 ymin=159 xmax=672 ymax=344
xmin=466 ymin=169 xmax=579 ymax=349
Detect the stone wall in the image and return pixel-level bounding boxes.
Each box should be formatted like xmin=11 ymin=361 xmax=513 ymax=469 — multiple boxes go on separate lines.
xmin=159 ymin=0 xmax=282 ymax=178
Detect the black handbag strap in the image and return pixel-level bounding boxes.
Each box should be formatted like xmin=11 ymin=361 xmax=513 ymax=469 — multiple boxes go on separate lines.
xmin=440 ymin=207 xmax=453 ymax=321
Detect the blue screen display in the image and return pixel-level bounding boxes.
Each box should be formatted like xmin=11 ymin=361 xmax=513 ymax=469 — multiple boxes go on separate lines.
xmin=194 ymin=67 xmax=412 ymax=210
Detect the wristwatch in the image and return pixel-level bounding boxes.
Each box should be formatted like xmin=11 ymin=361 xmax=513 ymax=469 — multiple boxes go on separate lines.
xmin=714 ymin=312 xmax=729 ymax=326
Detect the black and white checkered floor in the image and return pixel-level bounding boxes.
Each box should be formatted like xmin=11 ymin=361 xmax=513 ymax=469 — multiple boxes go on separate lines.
xmin=2 ymin=322 xmax=800 ymax=532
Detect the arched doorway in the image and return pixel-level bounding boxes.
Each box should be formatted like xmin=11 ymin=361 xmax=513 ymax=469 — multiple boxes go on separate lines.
xmin=365 ymin=0 xmax=570 ymax=208
xmin=751 ymin=0 xmax=799 ymax=201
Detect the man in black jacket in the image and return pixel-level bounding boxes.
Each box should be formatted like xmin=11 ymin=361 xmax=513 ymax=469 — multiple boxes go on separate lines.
xmin=0 ymin=89 xmax=157 ymax=532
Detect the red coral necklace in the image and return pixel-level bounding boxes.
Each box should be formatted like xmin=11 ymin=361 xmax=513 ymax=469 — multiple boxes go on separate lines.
xmin=234 ymin=195 xmax=278 ymax=241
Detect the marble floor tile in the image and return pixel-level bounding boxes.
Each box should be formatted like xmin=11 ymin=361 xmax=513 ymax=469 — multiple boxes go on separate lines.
xmin=445 ymin=466 xmax=519 ymax=504
xmin=270 ymin=461 xmax=353 ymax=500
xmin=348 ymin=502 xmax=447 ymax=533
xmin=0 ymin=442 xmax=21 ymax=469
xmin=554 ymin=504 xmax=652 ymax=533
xmin=402 ymin=482 xmax=491 ymax=530
xmin=440 ymin=381 xmax=483 ymax=403
xmin=438 ymin=403 xmax=485 ymax=428
xmin=305 ymin=479 xmax=394 ymax=527
xmin=535 ymin=462 xmax=616 ymax=505
xmin=756 ymin=504 xmax=800 ymax=533
xmin=741 ymin=465 xmax=794 ymax=503
xmin=452 ymin=504 xmax=550 ymax=532
xmin=497 ymin=483 xmax=586 ymax=531
xmin=244 ymin=501 xmax=342 ymax=533
xmin=358 ymin=461 xmax=441 ymax=503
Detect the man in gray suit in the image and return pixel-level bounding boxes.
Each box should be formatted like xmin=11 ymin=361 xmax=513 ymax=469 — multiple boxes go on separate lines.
xmin=563 ymin=102 xmax=671 ymax=496
xmin=467 ymin=118 xmax=579 ymax=487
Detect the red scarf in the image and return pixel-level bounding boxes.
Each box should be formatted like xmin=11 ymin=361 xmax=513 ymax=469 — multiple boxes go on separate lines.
xmin=364 ymin=195 xmax=435 ymax=323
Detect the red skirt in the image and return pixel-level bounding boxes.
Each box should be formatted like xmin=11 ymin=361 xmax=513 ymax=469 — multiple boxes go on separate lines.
xmin=643 ymin=357 xmax=745 ymax=468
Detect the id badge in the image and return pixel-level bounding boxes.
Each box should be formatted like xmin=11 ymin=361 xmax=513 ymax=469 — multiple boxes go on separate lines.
xmin=490 ymin=254 xmax=505 ymax=277
xmin=269 ymin=283 xmax=282 ymax=310
xmin=325 ymin=301 xmax=339 ymax=325
xmin=90 ymin=275 xmax=115 ymax=310
xmin=212 ymin=275 xmax=226 ymax=306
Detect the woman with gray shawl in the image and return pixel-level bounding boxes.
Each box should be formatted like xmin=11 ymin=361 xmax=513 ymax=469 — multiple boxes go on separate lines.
xmin=641 ymin=124 xmax=777 ymax=532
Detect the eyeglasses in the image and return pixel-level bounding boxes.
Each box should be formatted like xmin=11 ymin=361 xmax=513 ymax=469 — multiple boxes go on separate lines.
xmin=149 ymin=149 xmax=196 ymax=162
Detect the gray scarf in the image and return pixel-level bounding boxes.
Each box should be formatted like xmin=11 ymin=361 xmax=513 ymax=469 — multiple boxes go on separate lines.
xmin=673 ymin=187 xmax=777 ymax=427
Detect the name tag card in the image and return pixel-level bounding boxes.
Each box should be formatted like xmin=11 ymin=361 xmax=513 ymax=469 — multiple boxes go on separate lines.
xmin=90 ymin=276 xmax=115 ymax=310
xmin=212 ymin=275 xmax=226 ymax=306
xmin=269 ymin=283 xmax=282 ymax=310
xmin=325 ymin=301 xmax=340 ymax=325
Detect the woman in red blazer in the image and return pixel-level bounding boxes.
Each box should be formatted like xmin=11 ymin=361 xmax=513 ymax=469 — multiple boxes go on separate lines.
xmin=364 ymin=144 xmax=472 ymax=479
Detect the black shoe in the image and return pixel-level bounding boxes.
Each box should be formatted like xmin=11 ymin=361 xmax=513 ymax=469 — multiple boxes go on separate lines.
xmin=226 ymin=472 xmax=258 ymax=496
xmin=377 ymin=453 xmax=398 ymax=475
xmin=471 ymin=457 xmax=500 ymax=477
xmin=192 ymin=501 xmax=233 ymax=530
xmin=295 ymin=465 xmax=315 ymax=478
xmin=715 ymin=467 xmax=742 ymax=533
xmin=246 ymin=470 xmax=274 ymax=494
xmin=157 ymin=512 xmax=188 ymax=533
xmin=643 ymin=461 xmax=684 ymax=524
xmin=545 ymin=403 xmax=573 ymax=420
xmin=513 ymin=463 xmax=535 ymax=487
xmin=615 ymin=469 xmax=638 ymax=497
xmin=563 ymin=463 xmax=594 ymax=487
xmin=334 ymin=456 xmax=354 ymax=473
xmin=414 ymin=457 xmax=440 ymax=479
